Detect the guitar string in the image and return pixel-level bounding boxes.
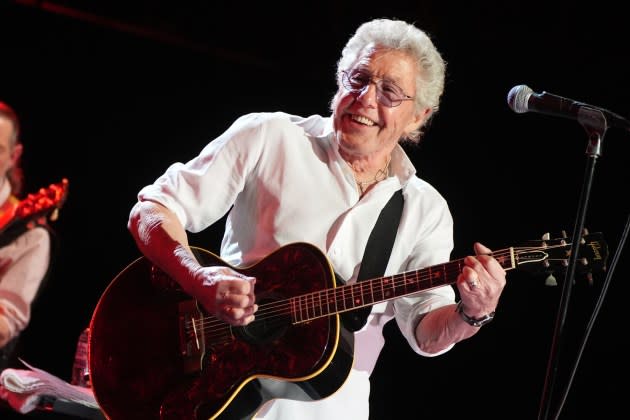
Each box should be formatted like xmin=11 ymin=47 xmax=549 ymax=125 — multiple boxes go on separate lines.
xmin=185 ymin=243 xmax=577 ymax=343
xmin=187 ymin=244 xmax=571 ymax=335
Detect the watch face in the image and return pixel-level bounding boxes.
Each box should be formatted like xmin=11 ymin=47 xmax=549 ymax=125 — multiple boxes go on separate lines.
xmin=472 ymin=314 xmax=494 ymax=327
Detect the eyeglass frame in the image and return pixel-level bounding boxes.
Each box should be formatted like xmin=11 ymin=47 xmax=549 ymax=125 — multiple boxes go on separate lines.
xmin=340 ymin=69 xmax=415 ymax=108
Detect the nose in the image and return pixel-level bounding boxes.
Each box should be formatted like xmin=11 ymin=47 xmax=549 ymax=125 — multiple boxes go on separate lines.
xmin=356 ymin=81 xmax=378 ymax=107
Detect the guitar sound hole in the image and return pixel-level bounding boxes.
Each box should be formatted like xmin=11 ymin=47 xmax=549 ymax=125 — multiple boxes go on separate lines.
xmin=235 ymin=293 xmax=290 ymax=345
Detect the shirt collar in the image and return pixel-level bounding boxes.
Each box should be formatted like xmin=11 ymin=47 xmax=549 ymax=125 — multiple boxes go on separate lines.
xmin=320 ymin=116 xmax=417 ymax=186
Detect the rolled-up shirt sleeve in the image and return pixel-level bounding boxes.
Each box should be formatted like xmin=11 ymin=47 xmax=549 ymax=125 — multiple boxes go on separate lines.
xmin=392 ymin=194 xmax=456 ymax=357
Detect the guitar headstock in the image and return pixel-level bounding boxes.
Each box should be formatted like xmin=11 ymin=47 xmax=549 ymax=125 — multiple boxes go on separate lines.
xmin=510 ymin=230 xmax=608 ymax=285
xmin=13 ymin=178 xmax=69 ymax=228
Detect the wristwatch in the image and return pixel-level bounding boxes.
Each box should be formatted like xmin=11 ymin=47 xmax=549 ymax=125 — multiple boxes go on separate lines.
xmin=456 ymin=300 xmax=495 ymax=327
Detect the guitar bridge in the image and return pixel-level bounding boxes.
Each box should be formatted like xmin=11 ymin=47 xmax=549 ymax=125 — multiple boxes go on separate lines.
xmin=178 ymin=300 xmax=205 ymax=374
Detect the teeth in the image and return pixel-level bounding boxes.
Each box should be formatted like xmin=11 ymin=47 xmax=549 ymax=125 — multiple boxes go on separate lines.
xmin=352 ymin=114 xmax=375 ymax=126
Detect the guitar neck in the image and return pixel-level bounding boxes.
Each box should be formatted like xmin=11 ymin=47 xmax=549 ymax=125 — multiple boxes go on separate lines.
xmin=0 ymin=179 xmax=68 ymax=236
xmin=291 ymin=247 xmax=518 ymax=323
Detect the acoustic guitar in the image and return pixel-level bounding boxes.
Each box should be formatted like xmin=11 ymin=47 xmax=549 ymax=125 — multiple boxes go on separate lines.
xmin=89 ymin=232 xmax=607 ymax=420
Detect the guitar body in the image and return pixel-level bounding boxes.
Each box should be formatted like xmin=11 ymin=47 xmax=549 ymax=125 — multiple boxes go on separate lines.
xmin=89 ymin=242 xmax=354 ymax=420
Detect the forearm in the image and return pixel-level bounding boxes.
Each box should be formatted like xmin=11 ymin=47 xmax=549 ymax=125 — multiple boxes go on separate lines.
xmin=414 ymin=303 xmax=481 ymax=354
xmin=127 ymin=200 xmax=203 ymax=296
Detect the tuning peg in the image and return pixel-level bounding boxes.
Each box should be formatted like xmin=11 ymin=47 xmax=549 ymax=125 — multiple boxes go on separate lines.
xmin=583 ymin=227 xmax=589 ymax=235
xmin=542 ymin=232 xmax=550 ymax=240
xmin=561 ymin=230 xmax=568 ymax=238
xmin=545 ymin=274 xmax=558 ymax=286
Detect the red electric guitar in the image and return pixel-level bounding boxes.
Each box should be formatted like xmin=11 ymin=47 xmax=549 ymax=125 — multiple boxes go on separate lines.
xmin=0 ymin=178 xmax=69 ymax=245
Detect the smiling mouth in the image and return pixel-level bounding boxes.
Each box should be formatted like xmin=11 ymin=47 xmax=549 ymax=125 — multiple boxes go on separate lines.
xmin=350 ymin=114 xmax=376 ymax=127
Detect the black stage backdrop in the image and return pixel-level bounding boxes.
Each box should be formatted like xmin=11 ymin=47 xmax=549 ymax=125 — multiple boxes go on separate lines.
xmin=1 ymin=1 xmax=628 ymax=419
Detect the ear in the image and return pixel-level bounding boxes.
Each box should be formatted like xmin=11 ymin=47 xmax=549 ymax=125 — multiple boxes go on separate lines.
xmin=405 ymin=107 xmax=432 ymax=136
xmin=10 ymin=143 xmax=23 ymax=167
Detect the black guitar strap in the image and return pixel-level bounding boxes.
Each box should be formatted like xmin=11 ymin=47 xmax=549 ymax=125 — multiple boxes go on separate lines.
xmin=342 ymin=189 xmax=404 ymax=332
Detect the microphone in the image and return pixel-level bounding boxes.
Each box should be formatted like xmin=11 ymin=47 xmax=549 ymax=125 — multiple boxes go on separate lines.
xmin=507 ymin=84 xmax=630 ymax=132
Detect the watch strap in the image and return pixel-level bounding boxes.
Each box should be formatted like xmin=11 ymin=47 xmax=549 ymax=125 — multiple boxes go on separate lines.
xmin=456 ymin=300 xmax=495 ymax=327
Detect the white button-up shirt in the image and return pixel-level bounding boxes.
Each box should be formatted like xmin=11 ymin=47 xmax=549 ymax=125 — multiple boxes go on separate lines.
xmin=138 ymin=112 xmax=456 ymax=420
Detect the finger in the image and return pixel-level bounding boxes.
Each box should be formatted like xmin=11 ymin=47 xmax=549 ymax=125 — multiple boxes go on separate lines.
xmin=223 ymin=304 xmax=257 ymax=325
xmin=233 ymin=313 xmax=256 ymax=326
xmin=238 ymin=273 xmax=256 ymax=293
xmin=222 ymin=304 xmax=243 ymax=318
xmin=465 ymin=272 xmax=479 ymax=290
xmin=223 ymin=293 xmax=257 ymax=310
xmin=473 ymin=243 xmax=506 ymax=278
xmin=220 ymin=304 xmax=233 ymax=321
xmin=459 ymin=261 xmax=485 ymax=289
xmin=218 ymin=288 xmax=231 ymax=303
xmin=457 ymin=269 xmax=478 ymax=290
xmin=474 ymin=242 xmax=492 ymax=255
xmin=463 ymin=254 xmax=484 ymax=271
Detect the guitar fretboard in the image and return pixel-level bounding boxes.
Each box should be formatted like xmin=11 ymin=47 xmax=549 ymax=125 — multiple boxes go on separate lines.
xmin=290 ymin=249 xmax=518 ymax=323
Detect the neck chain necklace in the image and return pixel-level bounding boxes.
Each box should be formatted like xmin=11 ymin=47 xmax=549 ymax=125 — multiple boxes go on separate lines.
xmin=352 ymin=155 xmax=391 ymax=195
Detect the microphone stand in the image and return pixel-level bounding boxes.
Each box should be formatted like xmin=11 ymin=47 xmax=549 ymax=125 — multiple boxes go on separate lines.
xmin=538 ymin=107 xmax=608 ymax=420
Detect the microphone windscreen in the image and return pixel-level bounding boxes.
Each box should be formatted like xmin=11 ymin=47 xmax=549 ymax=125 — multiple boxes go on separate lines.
xmin=507 ymin=84 xmax=533 ymax=113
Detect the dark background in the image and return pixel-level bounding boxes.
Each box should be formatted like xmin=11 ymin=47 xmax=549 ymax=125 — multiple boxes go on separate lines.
xmin=2 ymin=1 xmax=629 ymax=419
